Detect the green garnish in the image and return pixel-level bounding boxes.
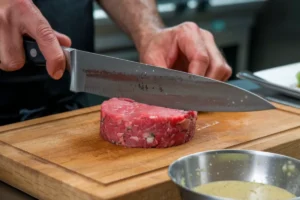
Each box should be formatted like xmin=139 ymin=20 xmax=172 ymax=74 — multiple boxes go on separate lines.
xmin=296 ymin=71 xmax=300 ymax=87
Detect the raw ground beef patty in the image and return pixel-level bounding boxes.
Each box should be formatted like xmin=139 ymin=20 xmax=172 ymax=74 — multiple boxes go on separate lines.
xmin=100 ymin=98 xmax=197 ymax=148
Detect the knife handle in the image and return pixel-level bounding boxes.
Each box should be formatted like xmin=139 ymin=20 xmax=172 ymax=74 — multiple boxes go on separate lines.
xmin=23 ymin=37 xmax=46 ymax=66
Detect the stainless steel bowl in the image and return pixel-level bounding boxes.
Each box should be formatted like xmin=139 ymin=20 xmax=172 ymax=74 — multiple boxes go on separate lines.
xmin=168 ymin=149 xmax=300 ymax=200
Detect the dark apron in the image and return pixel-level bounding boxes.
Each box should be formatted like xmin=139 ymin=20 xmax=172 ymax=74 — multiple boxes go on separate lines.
xmin=0 ymin=0 xmax=95 ymax=126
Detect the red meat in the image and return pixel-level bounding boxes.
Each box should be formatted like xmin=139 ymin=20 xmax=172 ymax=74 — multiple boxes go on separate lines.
xmin=100 ymin=98 xmax=197 ymax=148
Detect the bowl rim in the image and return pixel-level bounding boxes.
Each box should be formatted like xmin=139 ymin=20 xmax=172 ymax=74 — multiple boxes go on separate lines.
xmin=168 ymin=149 xmax=300 ymax=199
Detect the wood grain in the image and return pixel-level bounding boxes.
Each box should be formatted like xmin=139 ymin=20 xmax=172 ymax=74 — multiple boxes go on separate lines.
xmin=0 ymin=106 xmax=300 ymax=200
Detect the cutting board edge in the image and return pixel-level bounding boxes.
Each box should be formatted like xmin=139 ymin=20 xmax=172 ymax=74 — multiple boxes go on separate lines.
xmin=273 ymin=103 xmax=300 ymax=115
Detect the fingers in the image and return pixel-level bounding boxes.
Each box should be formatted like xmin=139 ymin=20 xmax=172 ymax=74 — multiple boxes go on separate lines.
xmin=0 ymin=0 xmax=71 ymax=78
xmin=20 ymin=2 xmax=66 ymax=79
xmin=175 ymin=22 xmax=232 ymax=81
xmin=54 ymin=31 xmax=72 ymax=47
xmin=201 ymin=30 xmax=232 ymax=81
xmin=222 ymin=63 xmax=232 ymax=81
xmin=176 ymin=22 xmax=210 ymax=76
xmin=0 ymin=21 xmax=25 ymax=71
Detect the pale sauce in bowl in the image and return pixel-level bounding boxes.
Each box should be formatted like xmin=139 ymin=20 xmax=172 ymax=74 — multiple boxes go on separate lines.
xmin=193 ymin=180 xmax=296 ymax=200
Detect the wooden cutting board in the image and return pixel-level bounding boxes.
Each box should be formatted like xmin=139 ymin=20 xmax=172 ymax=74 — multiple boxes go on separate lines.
xmin=1 ymin=105 xmax=300 ymax=200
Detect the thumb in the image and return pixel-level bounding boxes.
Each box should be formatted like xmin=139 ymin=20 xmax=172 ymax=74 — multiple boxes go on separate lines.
xmin=140 ymin=51 xmax=168 ymax=68
xmin=54 ymin=31 xmax=72 ymax=47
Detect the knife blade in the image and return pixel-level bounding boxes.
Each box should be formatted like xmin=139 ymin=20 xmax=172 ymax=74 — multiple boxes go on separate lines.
xmin=24 ymin=39 xmax=275 ymax=112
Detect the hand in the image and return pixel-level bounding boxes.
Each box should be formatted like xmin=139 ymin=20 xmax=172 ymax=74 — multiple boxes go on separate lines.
xmin=138 ymin=22 xmax=232 ymax=81
xmin=0 ymin=0 xmax=71 ymax=79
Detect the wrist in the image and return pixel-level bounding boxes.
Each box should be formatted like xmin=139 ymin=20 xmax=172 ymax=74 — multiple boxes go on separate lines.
xmin=131 ymin=23 xmax=164 ymax=53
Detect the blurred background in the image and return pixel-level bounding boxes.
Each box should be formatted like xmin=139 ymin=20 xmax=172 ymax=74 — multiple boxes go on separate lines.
xmin=88 ymin=0 xmax=300 ymax=104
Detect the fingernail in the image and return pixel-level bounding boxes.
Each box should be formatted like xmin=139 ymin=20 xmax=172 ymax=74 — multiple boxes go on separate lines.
xmin=53 ymin=69 xmax=64 ymax=79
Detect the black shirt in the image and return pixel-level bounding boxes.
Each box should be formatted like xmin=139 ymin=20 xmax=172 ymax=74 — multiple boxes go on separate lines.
xmin=0 ymin=0 xmax=95 ymax=125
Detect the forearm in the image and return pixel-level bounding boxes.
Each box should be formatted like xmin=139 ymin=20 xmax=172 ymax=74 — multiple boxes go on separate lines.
xmin=97 ymin=0 xmax=164 ymax=51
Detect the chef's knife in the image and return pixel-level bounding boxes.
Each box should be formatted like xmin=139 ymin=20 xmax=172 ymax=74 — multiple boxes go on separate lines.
xmin=23 ymin=38 xmax=275 ymax=112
